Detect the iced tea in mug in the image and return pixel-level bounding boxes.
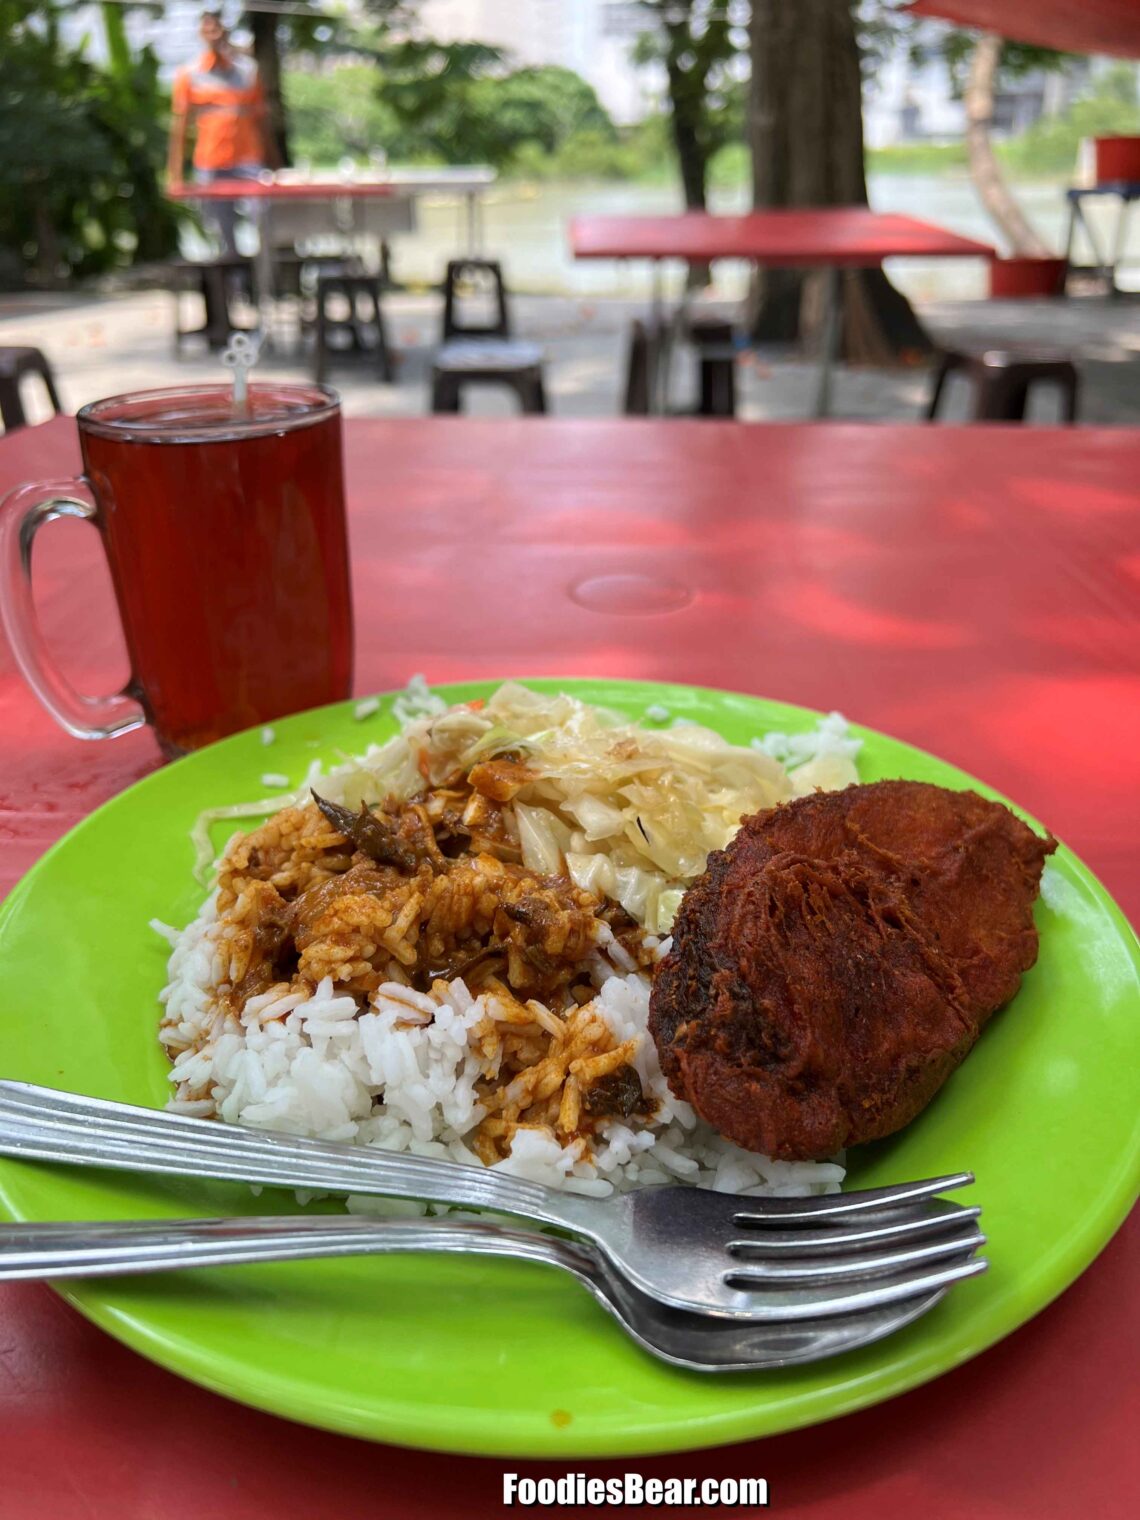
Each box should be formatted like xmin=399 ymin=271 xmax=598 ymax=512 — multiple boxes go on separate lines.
xmin=0 ymin=384 xmax=353 ymax=757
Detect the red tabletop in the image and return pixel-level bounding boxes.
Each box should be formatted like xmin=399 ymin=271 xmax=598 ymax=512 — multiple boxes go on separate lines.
xmin=0 ymin=416 xmax=1137 ymax=1517
xmin=168 ymin=179 xmax=396 ymax=201
xmin=569 ymin=209 xmax=995 ymax=265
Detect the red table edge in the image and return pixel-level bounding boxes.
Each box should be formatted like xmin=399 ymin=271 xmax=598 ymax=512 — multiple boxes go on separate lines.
xmin=168 ymin=181 xmax=397 ymax=201
xmin=567 ymin=210 xmax=996 ymax=265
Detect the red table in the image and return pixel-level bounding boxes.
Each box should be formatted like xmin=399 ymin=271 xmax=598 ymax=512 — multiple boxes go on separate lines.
xmin=170 ymin=180 xmax=396 ymax=201
xmin=1 ymin=416 xmax=1137 ymax=1518
xmin=568 ymin=209 xmax=995 ymax=265
xmin=569 ymin=209 xmax=996 ymax=416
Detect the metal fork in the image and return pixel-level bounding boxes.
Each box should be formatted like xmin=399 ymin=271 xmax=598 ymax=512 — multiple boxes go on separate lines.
xmin=0 ymin=1080 xmax=985 ymax=1322
xmin=0 ymin=1213 xmax=968 ymax=1372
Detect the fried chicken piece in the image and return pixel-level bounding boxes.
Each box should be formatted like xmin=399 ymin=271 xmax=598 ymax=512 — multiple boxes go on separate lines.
xmin=649 ymin=781 xmax=1056 ymax=1160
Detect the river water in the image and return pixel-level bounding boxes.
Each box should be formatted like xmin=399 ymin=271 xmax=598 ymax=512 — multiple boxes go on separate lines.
xmin=403 ymin=172 xmax=1133 ymax=302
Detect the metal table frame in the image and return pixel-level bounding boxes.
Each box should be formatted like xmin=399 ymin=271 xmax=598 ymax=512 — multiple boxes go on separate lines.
xmin=172 ymin=170 xmax=496 ymax=343
xmin=1063 ymin=183 xmax=1140 ymax=295
xmin=571 ymin=213 xmax=994 ymax=419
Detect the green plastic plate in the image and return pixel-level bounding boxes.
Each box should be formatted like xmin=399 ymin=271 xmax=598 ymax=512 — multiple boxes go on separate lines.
xmin=0 ymin=679 xmax=1137 ymax=1457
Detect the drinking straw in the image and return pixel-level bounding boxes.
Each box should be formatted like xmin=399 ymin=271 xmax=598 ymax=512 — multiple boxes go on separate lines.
xmin=221 ymin=330 xmax=264 ymax=412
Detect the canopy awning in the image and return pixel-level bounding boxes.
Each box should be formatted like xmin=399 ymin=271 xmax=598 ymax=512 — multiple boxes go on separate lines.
xmin=907 ymin=1 xmax=1140 ymax=59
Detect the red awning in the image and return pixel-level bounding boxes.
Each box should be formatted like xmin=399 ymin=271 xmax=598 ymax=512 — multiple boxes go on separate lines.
xmin=907 ymin=1 xmax=1140 ymax=59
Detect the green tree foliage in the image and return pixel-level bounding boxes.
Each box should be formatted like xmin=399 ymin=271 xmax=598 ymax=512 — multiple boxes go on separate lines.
xmin=0 ymin=2 xmax=186 ymax=286
xmin=479 ymin=64 xmax=616 ymax=159
xmin=284 ymin=65 xmax=405 ymax=165
xmin=351 ymin=0 xmax=640 ymax=175
xmin=287 ymin=56 xmax=620 ymax=175
xmin=364 ymin=30 xmax=510 ymax=164
xmin=350 ymin=0 xmax=735 ymax=189
xmin=371 ymin=38 xmax=620 ymax=169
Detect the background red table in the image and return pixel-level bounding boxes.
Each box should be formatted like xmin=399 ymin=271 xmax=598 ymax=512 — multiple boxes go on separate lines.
xmin=569 ymin=210 xmax=995 ymax=417
xmin=0 ymin=416 xmax=1137 ymax=1517
xmin=568 ymin=209 xmax=995 ymax=265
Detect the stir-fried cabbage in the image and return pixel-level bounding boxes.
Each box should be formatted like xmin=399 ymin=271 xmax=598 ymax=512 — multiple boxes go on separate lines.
xmin=357 ymin=683 xmax=857 ymax=932
xmin=196 ymin=681 xmax=860 ymax=928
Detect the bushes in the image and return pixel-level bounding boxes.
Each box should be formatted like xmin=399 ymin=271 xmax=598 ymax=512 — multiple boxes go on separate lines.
xmin=0 ymin=3 xmax=186 ymax=287
xmin=284 ymin=65 xmax=404 ymax=165
xmin=285 ymin=60 xmax=648 ymax=181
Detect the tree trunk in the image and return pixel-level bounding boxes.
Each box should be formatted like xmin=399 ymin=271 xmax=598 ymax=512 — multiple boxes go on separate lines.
xmin=748 ymin=0 xmax=930 ymax=359
xmin=665 ymin=58 xmax=707 ymax=212
xmin=33 ymin=196 xmax=64 ymax=289
xmin=964 ymin=33 xmax=1047 ymax=256
xmin=662 ymin=18 xmax=711 ymax=286
xmin=251 ymin=13 xmax=290 ymax=168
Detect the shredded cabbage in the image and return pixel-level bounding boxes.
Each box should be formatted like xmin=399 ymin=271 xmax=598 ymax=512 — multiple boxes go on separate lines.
xmin=190 ymin=680 xmax=861 ymax=926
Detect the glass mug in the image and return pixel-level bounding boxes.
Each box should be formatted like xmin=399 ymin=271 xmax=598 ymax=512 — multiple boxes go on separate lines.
xmin=0 ymin=383 xmax=354 ymax=758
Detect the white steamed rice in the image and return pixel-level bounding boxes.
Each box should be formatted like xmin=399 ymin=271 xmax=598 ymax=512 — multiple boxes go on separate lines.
xmin=156 ymin=901 xmax=844 ymax=1201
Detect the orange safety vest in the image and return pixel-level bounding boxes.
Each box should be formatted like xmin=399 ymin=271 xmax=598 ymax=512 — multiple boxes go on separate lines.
xmin=172 ymin=49 xmax=265 ymax=171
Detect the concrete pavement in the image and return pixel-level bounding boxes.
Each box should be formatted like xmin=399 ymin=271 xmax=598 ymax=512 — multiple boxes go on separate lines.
xmin=1 ymin=285 xmax=1136 ymax=428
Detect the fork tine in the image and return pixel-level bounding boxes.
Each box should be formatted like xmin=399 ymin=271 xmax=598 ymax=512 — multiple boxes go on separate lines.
xmin=717 ymin=1254 xmax=988 ymax=1321
xmin=731 ymin=1173 xmax=974 ymax=1225
xmin=726 ymin=1203 xmax=982 ymax=1257
xmin=724 ymin=1227 xmax=986 ymax=1286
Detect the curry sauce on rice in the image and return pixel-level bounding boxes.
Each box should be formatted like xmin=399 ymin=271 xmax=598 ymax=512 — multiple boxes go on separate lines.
xmin=158 ymin=682 xmax=860 ymax=1197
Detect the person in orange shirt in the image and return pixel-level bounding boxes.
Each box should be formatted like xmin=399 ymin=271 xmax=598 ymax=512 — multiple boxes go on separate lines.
xmin=168 ymin=10 xmax=275 ymax=254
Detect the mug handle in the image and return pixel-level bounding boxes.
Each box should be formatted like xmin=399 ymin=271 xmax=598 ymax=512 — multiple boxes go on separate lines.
xmin=0 ymin=477 xmax=145 ymax=740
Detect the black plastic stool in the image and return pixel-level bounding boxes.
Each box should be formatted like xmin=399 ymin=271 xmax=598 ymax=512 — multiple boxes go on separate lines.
xmin=623 ymin=318 xmax=663 ymax=415
xmin=927 ymin=348 xmax=1079 ymax=422
xmin=314 ymin=273 xmax=394 ymax=384
xmin=431 ymin=340 xmax=546 ymax=414
xmin=441 ymin=259 xmax=510 ymax=341
xmin=0 ymin=347 xmax=62 ymax=433
xmin=170 ymin=256 xmax=255 ymax=351
xmin=271 ymin=248 xmax=306 ymax=299
xmin=687 ymin=314 xmax=737 ymax=418
xmin=623 ymin=316 xmax=735 ymax=417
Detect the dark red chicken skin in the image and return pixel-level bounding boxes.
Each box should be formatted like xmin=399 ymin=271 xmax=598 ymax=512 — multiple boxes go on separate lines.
xmin=648 ymin=781 xmax=1056 ymax=1161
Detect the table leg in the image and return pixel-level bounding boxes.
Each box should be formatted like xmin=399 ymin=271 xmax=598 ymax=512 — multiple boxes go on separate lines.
xmin=649 ymin=261 xmax=667 ymax=415
xmin=650 ymin=258 xmax=664 ymax=320
xmin=1073 ymin=198 xmax=1109 ymax=286
xmin=1063 ymin=201 xmax=1077 ymax=283
xmin=252 ymin=202 xmax=275 ymax=347
xmin=812 ymin=266 xmax=842 ymax=419
xmin=465 ymin=193 xmax=480 ymax=255
xmin=1108 ymin=198 xmax=1132 ymax=298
